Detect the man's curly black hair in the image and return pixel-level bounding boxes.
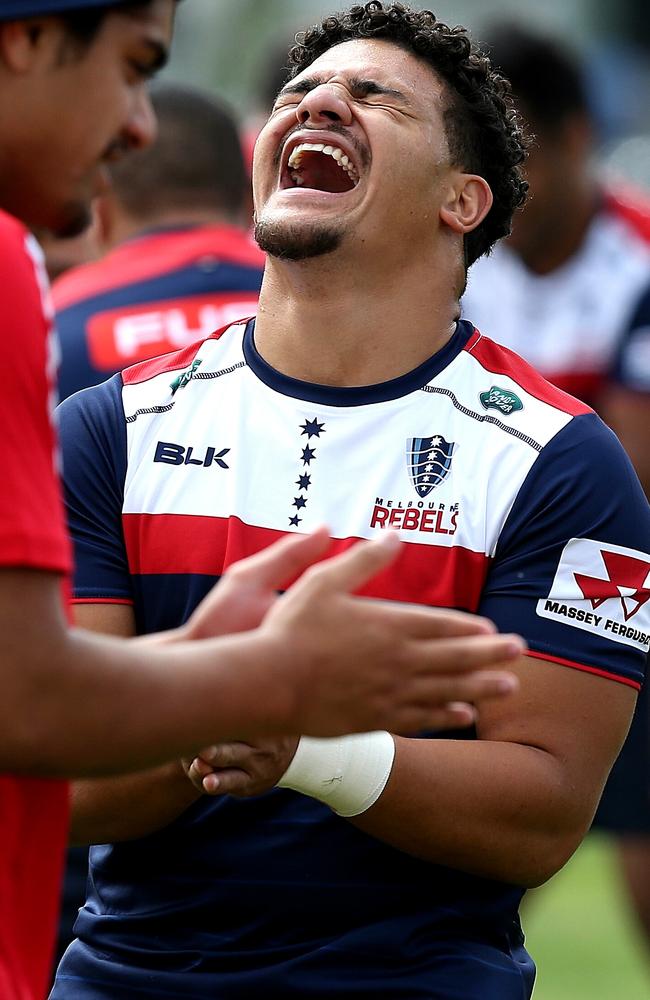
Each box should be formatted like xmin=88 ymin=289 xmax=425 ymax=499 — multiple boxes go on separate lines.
xmin=286 ymin=1 xmax=528 ymax=267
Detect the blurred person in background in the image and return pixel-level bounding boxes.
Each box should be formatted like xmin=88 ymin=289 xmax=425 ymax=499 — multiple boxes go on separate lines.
xmin=463 ymin=23 xmax=650 ymax=957
xmin=53 ymin=81 xmax=264 ymax=400
xmin=50 ymin=4 xmax=650 ymax=998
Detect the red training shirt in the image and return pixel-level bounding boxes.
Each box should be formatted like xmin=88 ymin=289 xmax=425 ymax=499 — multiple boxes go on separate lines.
xmin=0 ymin=209 xmax=71 ymax=1000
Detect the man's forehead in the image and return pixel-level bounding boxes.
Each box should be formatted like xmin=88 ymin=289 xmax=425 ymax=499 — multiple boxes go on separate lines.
xmin=291 ymin=37 xmax=444 ymax=96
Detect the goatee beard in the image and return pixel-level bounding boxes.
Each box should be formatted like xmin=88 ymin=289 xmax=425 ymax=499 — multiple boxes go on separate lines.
xmin=254 ymin=219 xmax=342 ymax=261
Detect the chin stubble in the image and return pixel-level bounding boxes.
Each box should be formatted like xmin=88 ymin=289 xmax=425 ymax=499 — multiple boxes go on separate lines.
xmin=254 ymin=218 xmax=344 ymax=261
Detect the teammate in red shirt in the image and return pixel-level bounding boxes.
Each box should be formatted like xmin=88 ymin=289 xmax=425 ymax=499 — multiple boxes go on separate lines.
xmin=0 ymin=3 xmax=524 ymax=996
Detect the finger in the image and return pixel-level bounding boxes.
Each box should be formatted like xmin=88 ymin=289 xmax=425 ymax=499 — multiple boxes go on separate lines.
xmin=201 ymin=768 xmax=249 ymax=796
xmin=228 ymin=527 xmax=331 ymax=590
xmin=361 ymin=600 xmax=497 ymax=638
xmin=186 ymin=759 xmax=213 ymax=792
xmin=305 ymin=532 xmax=402 ymax=595
xmin=402 ymin=668 xmax=519 ymax=708
xmin=389 ymin=702 xmax=479 ymax=735
xmin=411 ymin=633 xmax=526 ymax=674
xmin=199 ymin=742 xmax=251 ymax=768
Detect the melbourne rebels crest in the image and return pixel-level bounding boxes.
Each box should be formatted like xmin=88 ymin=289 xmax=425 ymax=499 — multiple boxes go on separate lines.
xmin=406 ymin=435 xmax=456 ymax=498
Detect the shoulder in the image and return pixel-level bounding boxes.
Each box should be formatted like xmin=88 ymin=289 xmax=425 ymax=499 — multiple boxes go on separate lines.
xmin=602 ymin=184 xmax=650 ymax=244
xmin=52 ymin=226 xmax=265 ymax=313
xmin=121 ymin=319 xmax=247 ymax=389
xmin=461 ymin=327 xmax=592 ymax=419
xmin=58 ymin=373 xmax=125 ymax=436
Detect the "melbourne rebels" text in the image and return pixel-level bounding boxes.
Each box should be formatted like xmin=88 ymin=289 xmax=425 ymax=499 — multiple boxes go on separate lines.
xmin=370 ymin=498 xmax=459 ymax=534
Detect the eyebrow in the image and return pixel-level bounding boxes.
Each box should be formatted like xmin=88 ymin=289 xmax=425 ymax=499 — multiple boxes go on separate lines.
xmin=277 ymin=75 xmax=411 ymax=106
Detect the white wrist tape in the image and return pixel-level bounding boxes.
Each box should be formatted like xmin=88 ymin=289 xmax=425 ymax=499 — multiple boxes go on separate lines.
xmin=277 ymin=732 xmax=395 ymax=817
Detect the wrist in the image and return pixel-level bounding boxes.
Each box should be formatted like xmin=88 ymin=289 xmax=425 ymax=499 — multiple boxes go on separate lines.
xmin=277 ymin=732 xmax=396 ymax=816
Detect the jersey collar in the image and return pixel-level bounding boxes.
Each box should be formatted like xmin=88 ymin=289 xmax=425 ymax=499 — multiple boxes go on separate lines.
xmin=243 ymin=318 xmax=473 ymax=406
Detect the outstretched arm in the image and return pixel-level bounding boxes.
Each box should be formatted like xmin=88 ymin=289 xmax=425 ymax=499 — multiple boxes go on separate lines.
xmin=66 ymin=532 xmax=522 ymax=843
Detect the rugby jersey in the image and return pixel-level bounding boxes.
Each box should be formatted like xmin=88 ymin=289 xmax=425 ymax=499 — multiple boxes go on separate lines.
xmin=462 ymin=187 xmax=650 ymax=405
xmin=52 ymin=318 xmax=650 ymax=999
xmin=52 ymin=224 xmax=264 ymax=400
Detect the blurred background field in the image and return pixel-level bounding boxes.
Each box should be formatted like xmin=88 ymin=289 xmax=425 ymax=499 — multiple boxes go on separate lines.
xmin=525 ymin=835 xmax=649 ymax=999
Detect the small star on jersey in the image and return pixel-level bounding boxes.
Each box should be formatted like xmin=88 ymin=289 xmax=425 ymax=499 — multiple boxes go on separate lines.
xmin=293 ymin=496 xmax=307 ymax=510
xmin=289 ymin=515 xmax=302 ymax=527
xmin=296 ymin=474 xmax=311 ymax=490
xmin=301 ymin=446 xmax=316 ymax=465
xmin=301 ymin=418 xmax=325 ymax=439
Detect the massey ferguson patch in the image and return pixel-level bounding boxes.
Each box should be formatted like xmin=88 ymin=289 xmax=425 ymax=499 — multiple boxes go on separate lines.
xmin=537 ymin=537 xmax=650 ymax=650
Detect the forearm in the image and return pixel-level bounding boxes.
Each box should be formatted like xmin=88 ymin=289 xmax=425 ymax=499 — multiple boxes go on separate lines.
xmin=3 ymin=620 xmax=289 ymax=776
xmin=70 ymin=762 xmax=203 ymax=845
xmin=350 ymin=736 xmax=594 ymax=887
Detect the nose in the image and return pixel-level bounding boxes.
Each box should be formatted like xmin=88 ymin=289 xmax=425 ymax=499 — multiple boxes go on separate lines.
xmin=124 ymin=88 xmax=158 ymax=151
xmin=295 ymin=84 xmax=353 ymax=128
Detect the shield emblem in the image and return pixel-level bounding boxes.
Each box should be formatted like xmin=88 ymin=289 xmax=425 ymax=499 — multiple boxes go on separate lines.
xmin=406 ymin=434 xmax=456 ymax=498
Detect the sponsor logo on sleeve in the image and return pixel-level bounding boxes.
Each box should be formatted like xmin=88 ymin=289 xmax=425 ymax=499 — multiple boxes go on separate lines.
xmin=479 ymin=386 xmax=523 ymax=415
xmin=536 ymin=537 xmax=650 ymax=650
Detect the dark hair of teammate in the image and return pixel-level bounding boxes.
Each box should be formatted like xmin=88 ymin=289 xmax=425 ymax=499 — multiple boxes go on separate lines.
xmin=482 ymin=23 xmax=590 ymax=133
xmin=285 ymin=0 xmax=528 ymax=267
xmin=106 ymin=83 xmax=248 ymax=223
xmin=58 ymin=1 xmax=168 ymax=46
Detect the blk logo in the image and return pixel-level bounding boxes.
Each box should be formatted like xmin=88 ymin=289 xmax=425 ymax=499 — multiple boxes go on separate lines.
xmin=154 ymin=441 xmax=230 ymax=469
xmin=574 ymin=550 xmax=650 ymax=621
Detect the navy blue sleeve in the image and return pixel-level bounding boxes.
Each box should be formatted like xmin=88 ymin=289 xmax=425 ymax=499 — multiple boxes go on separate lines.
xmin=612 ymin=280 xmax=650 ymax=392
xmin=57 ymin=374 xmax=131 ymax=602
xmin=479 ymin=412 xmax=650 ymax=688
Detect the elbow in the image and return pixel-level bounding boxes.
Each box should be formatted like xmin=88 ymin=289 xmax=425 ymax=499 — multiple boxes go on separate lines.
xmin=513 ymin=802 xmax=593 ymax=888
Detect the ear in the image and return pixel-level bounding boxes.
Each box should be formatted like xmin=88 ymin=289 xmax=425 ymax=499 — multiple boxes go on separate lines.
xmin=0 ymin=18 xmax=56 ymax=74
xmin=439 ymin=173 xmax=493 ymax=235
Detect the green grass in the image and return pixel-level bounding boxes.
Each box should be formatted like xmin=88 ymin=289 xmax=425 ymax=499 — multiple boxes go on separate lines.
xmin=523 ymin=833 xmax=650 ymax=999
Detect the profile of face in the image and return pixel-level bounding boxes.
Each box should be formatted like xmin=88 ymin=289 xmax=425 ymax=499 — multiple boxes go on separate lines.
xmin=252 ymin=38 xmax=491 ymax=265
xmin=0 ymin=0 xmax=175 ymax=236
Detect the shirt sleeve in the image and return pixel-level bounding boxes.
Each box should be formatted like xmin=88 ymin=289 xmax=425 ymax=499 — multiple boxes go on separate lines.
xmin=612 ymin=280 xmax=650 ymax=392
xmin=0 ymin=219 xmax=70 ymax=573
xmin=57 ymin=375 xmax=132 ymax=603
xmin=479 ymin=412 xmax=650 ymax=689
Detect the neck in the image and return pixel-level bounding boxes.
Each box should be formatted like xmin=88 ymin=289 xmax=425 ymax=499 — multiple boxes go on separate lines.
xmin=254 ymin=245 xmax=460 ymax=387
xmin=511 ymin=178 xmax=599 ymax=275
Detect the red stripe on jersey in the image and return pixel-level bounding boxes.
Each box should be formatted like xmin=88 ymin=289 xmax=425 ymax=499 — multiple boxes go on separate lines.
xmin=52 ymin=225 xmax=265 ymax=311
xmin=70 ymin=597 xmax=134 ymax=605
xmin=121 ymin=321 xmax=249 ymax=386
xmin=603 ymin=186 xmax=650 ymax=244
xmin=526 ymin=648 xmax=641 ymax=690
xmin=121 ymin=513 xmax=490 ymax=610
xmin=465 ymin=331 xmax=593 ymax=417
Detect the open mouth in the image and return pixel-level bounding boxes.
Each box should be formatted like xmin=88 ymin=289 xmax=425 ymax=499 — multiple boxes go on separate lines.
xmin=283 ymin=141 xmax=360 ymax=193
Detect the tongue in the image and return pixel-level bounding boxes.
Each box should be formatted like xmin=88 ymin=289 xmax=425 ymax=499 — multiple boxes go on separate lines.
xmin=299 ymin=151 xmax=355 ymax=193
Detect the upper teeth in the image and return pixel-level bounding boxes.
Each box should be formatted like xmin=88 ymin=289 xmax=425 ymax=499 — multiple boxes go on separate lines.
xmin=287 ymin=142 xmax=359 ymax=182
